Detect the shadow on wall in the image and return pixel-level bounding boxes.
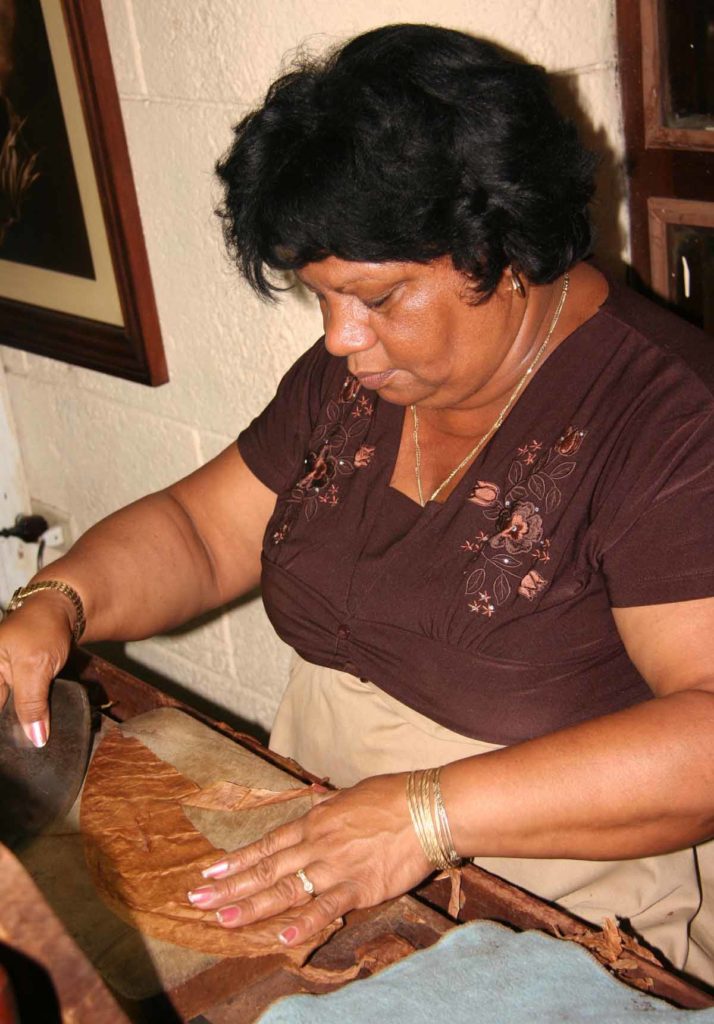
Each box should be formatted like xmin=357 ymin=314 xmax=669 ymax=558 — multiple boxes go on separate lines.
xmin=86 ymin=637 xmax=270 ymax=746
xmin=549 ymin=71 xmax=628 ymax=279
xmin=86 ymin=591 xmax=270 ymax=746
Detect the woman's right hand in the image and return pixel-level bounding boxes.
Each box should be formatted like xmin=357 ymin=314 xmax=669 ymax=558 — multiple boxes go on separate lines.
xmin=0 ymin=592 xmax=76 ymax=747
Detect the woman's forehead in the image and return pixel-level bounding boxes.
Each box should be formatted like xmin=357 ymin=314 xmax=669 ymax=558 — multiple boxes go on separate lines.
xmin=297 ymin=256 xmax=453 ymax=292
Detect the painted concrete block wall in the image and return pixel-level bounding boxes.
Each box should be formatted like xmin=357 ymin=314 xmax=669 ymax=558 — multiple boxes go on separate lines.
xmin=0 ymin=0 xmax=625 ymax=733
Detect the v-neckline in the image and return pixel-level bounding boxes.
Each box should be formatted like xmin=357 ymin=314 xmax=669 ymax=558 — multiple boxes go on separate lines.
xmin=380 ymin=291 xmax=609 ymax=513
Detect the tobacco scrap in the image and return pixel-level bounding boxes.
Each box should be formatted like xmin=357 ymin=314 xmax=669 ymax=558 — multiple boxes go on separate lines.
xmin=290 ymin=960 xmax=362 ymax=986
xmin=567 ymin=917 xmax=659 ymax=991
xmin=355 ymin=933 xmax=417 ymax=972
xmin=81 ymin=730 xmax=340 ymax=962
xmin=433 ymin=867 xmax=464 ymax=919
xmin=447 ymin=868 xmax=463 ymax=919
xmin=287 ymin=933 xmax=417 ymax=988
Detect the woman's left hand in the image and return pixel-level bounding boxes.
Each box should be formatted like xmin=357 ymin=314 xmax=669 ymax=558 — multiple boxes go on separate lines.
xmin=186 ymin=773 xmax=432 ymax=946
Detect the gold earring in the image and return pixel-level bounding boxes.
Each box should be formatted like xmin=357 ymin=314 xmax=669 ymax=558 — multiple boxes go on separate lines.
xmin=510 ymin=268 xmax=525 ymax=297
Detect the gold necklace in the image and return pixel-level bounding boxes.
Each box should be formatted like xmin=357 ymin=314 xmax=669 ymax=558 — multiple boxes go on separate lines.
xmin=412 ymin=272 xmax=569 ymax=507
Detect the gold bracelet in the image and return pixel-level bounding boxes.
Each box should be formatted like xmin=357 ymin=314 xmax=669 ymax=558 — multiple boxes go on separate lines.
xmin=407 ymin=769 xmax=447 ymax=869
xmin=6 ymin=580 xmax=86 ymax=642
xmin=406 ymin=767 xmax=461 ymax=871
xmin=432 ymin=767 xmax=460 ymax=866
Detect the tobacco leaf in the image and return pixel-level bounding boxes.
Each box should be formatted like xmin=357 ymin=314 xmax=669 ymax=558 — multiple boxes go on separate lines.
xmin=181 ymin=780 xmax=319 ymax=812
xmin=81 ymin=730 xmax=339 ymax=962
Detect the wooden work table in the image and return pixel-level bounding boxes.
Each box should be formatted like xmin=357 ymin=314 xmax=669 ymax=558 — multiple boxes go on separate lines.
xmin=0 ymin=649 xmax=712 ymax=1024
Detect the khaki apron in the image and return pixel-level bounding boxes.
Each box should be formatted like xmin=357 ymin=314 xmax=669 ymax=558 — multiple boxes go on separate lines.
xmin=271 ymin=653 xmax=714 ymax=986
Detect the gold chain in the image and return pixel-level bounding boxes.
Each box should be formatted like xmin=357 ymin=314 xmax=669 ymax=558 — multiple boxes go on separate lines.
xmin=412 ymin=273 xmax=569 ymax=507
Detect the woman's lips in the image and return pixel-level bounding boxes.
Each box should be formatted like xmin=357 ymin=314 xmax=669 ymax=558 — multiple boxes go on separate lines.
xmin=354 ymin=369 xmax=397 ymax=390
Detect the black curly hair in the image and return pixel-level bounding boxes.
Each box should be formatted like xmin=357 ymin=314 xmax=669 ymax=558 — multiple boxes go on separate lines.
xmin=215 ymin=23 xmax=596 ymax=301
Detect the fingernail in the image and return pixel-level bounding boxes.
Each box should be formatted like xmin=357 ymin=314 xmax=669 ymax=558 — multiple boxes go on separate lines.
xmin=202 ymin=861 xmax=230 ymax=879
xmin=28 ymin=721 xmax=47 ymax=749
xmin=279 ymin=926 xmax=298 ymax=945
xmin=216 ymin=906 xmax=241 ymax=925
xmin=187 ymin=886 xmax=215 ymax=905
xmin=313 ymin=783 xmax=329 ymax=793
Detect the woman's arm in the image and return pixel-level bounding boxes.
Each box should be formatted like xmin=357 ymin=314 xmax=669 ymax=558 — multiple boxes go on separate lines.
xmin=0 ymin=445 xmax=276 ymax=739
xmin=50 ymin=445 xmax=276 ymax=641
xmin=442 ymin=596 xmax=714 ymax=860
xmin=189 ymin=595 xmax=714 ymax=945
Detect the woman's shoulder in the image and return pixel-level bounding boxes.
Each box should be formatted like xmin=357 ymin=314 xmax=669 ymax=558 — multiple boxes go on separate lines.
xmin=596 ymin=275 xmax=714 ymax=398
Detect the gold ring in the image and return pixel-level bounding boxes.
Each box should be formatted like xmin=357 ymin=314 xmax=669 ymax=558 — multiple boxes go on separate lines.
xmin=295 ymin=868 xmax=316 ymax=897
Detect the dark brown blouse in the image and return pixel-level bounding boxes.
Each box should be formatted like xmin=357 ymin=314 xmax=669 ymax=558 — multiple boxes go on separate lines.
xmin=238 ymin=282 xmax=714 ymax=744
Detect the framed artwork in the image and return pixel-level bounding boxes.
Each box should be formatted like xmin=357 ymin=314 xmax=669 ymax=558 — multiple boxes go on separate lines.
xmin=0 ymin=0 xmax=167 ymax=385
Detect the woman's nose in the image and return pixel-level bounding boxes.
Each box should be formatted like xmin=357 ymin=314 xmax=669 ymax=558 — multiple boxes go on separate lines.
xmin=322 ymin=299 xmax=377 ymax=357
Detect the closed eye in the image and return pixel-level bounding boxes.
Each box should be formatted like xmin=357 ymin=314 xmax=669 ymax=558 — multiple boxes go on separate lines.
xmin=364 ymin=291 xmax=393 ymax=310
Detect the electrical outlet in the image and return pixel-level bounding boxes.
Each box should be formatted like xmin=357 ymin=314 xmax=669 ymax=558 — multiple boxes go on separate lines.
xmin=42 ymin=524 xmax=65 ymax=548
xmin=30 ymin=500 xmax=75 ymax=557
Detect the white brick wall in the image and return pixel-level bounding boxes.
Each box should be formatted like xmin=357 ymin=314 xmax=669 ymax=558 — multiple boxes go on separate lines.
xmin=0 ymin=0 xmax=626 ymax=732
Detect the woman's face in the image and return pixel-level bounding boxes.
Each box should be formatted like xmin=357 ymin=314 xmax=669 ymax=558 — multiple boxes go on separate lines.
xmin=296 ymin=256 xmax=523 ymax=412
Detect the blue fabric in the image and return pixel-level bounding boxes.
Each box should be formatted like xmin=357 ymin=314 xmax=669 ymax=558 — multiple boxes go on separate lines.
xmin=257 ymin=922 xmax=714 ymax=1023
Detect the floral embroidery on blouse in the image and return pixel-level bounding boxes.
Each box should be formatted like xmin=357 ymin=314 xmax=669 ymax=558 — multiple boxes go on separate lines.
xmin=460 ymin=426 xmax=587 ymax=615
xmin=270 ymin=374 xmax=376 ymax=544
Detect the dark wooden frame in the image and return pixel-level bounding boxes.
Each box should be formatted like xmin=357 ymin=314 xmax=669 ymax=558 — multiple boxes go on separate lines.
xmin=616 ymin=0 xmax=714 ymax=303
xmin=647 ymin=196 xmax=714 ymax=302
xmin=640 ymin=0 xmax=714 ymax=152
xmin=0 ymin=0 xmax=167 ymax=385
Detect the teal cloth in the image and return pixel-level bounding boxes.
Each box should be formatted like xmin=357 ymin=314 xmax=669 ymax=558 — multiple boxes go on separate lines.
xmin=257 ymin=922 xmax=714 ymax=1023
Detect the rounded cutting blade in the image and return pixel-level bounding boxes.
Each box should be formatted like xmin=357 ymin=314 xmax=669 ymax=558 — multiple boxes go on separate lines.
xmin=0 ymin=678 xmax=91 ymax=849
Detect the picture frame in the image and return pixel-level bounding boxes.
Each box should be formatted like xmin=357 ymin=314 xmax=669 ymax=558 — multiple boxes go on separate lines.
xmin=640 ymin=0 xmax=714 ymax=152
xmin=0 ymin=0 xmax=167 ymax=385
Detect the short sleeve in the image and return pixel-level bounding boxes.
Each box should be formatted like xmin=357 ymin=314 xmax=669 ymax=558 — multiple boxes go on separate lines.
xmin=597 ymin=403 xmax=714 ymax=607
xmin=237 ymin=338 xmax=341 ymax=494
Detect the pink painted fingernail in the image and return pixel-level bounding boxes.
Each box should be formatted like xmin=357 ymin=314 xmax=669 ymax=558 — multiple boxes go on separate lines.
xmin=187 ymin=886 xmax=215 ymax=905
xmin=279 ymin=926 xmax=298 ymax=945
xmin=216 ymin=906 xmax=241 ymax=925
xmin=28 ymin=721 xmax=47 ymax=749
xmin=202 ymin=861 xmax=230 ymax=879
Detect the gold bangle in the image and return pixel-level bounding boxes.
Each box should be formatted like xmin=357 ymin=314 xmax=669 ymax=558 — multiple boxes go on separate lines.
xmin=407 ymin=769 xmax=446 ymax=869
xmin=406 ymin=767 xmax=461 ymax=871
xmin=432 ymin=767 xmax=460 ymax=866
xmin=6 ymin=580 xmax=86 ymax=642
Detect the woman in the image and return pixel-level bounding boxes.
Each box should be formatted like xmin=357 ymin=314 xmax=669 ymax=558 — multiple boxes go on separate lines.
xmin=2 ymin=25 xmax=713 ymax=982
